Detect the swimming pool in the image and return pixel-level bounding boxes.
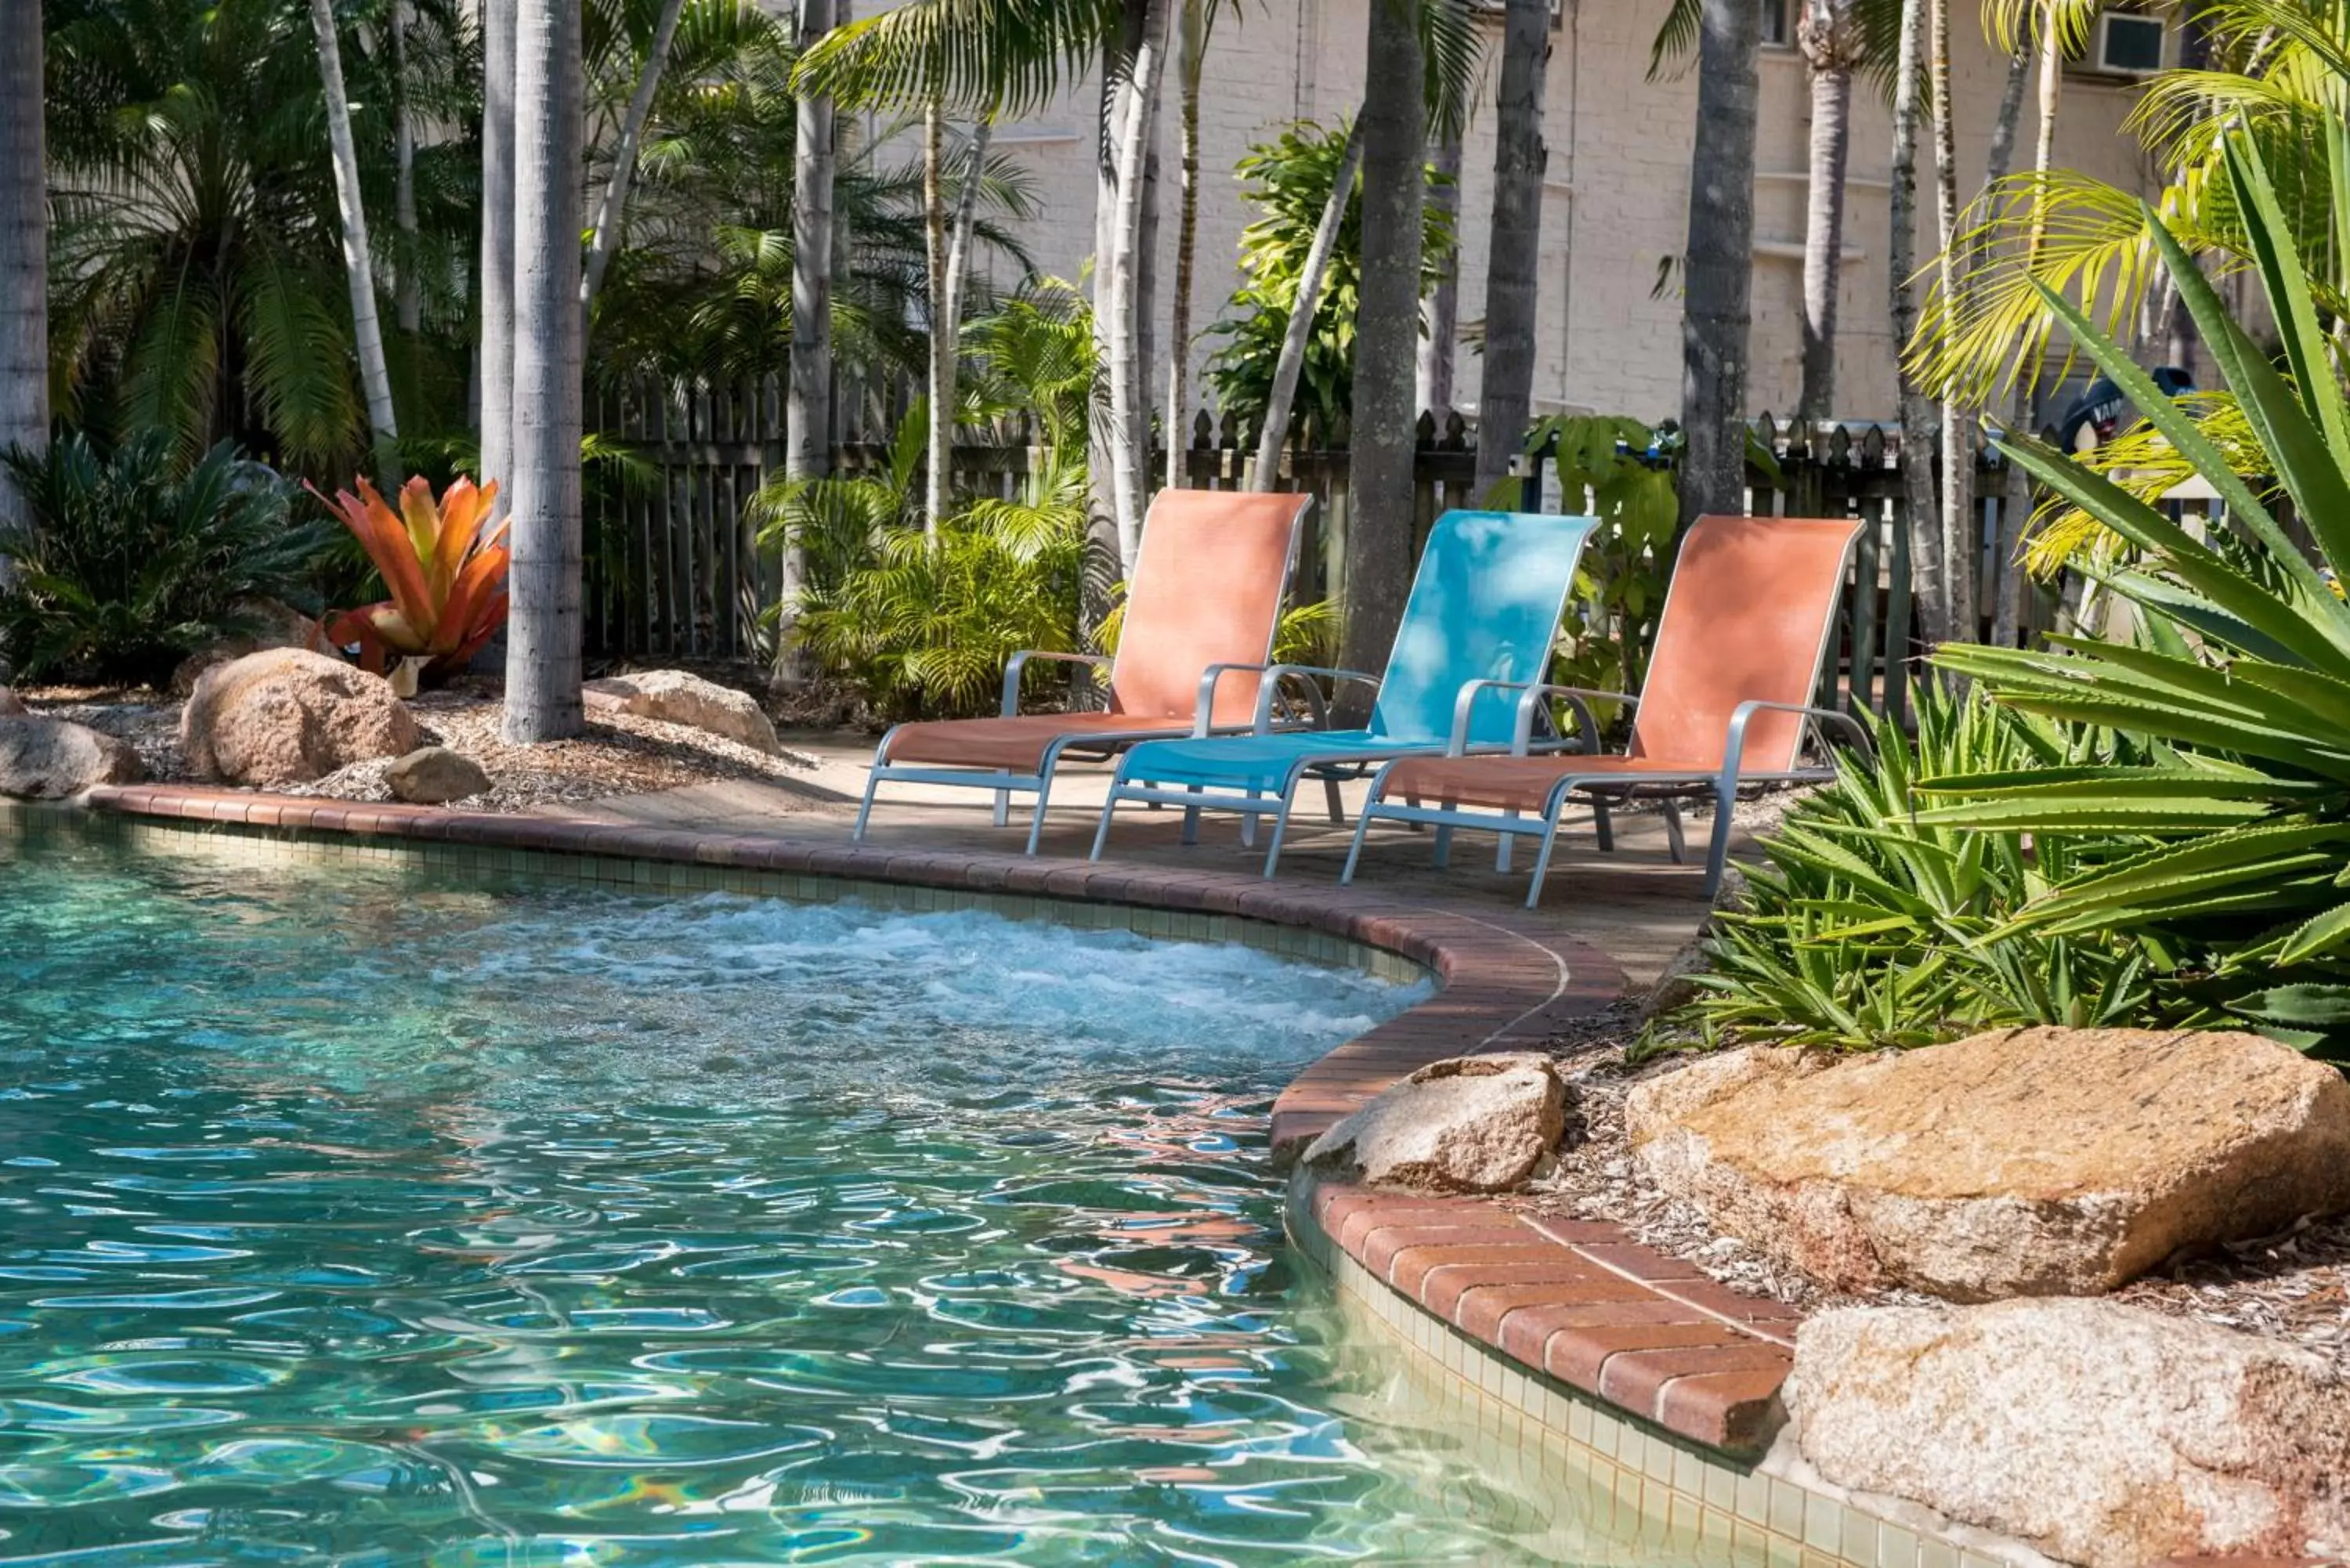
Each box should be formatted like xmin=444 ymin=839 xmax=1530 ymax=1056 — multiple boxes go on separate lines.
xmin=0 ymin=825 xmax=1682 ymax=1566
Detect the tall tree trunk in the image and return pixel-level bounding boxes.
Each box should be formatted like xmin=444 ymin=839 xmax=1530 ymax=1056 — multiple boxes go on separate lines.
xmin=1416 ymin=132 xmax=1462 ymax=414
xmin=581 ymin=0 xmax=689 ymax=309
xmin=0 ymin=0 xmax=45 ymax=576
xmin=1987 ymin=44 xmax=2031 ymax=649
xmin=1676 ymin=0 xmax=1762 ymax=529
xmin=1889 ymin=0 xmax=1947 ymax=644
xmin=1795 ymin=0 xmax=1856 ymax=424
xmin=392 ymin=0 xmax=420 ymax=337
xmin=1165 ymin=0 xmax=1206 ymax=489
xmin=779 ymin=0 xmax=836 ymax=685
xmin=1105 ymin=0 xmax=1170 ymax=571
xmin=1251 ymin=117 xmax=1362 ymax=493
xmin=310 ymin=0 xmax=400 ymax=476
xmin=1929 ymin=0 xmax=1974 ymax=641
xmin=1338 ymin=0 xmax=1425 ymax=712
xmin=504 ymin=0 xmax=586 ymax=742
xmin=942 ymin=119 xmax=992 ymax=352
xmin=1473 ymin=0 xmax=1547 ymax=508
xmin=479 ymin=0 xmax=515 ymax=500
xmin=1083 ymin=21 xmax=1137 ymax=649
xmin=922 ymin=99 xmax=951 ymax=534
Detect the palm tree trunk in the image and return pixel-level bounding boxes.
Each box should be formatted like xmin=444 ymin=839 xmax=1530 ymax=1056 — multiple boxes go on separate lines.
xmin=1987 ymin=44 xmax=2031 ymax=649
xmin=1165 ymin=0 xmax=1206 ymax=490
xmin=923 ymin=98 xmax=952 ymax=534
xmin=0 ymin=0 xmax=45 ymax=569
xmin=479 ymin=0 xmax=515 ymax=501
xmin=392 ymin=0 xmax=420 ymax=337
xmin=309 ymin=0 xmax=400 ymax=476
xmin=1795 ymin=1 xmax=1855 ymax=424
xmin=1250 ymin=117 xmax=1361 ymax=493
xmin=1416 ymin=132 xmax=1462 ymax=414
xmin=1338 ymin=0 xmax=1425 ymax=712
xmin=1473 ymin=0 xmax=1547 ymax=508
xmin=779 ymin=0 xmax=836 ymax=685
xmin=504 ymin=0 xmax=586 ymax=742
xmin=581 ymin=0 xmax=690 ymax=309
xmin=1676 ymin=0 xmax=1762 ymax=528
xmin=1889 ymin=0 xmax=1947 ymax=645
xmin=1084 ymin=16 xmax=1139 ymax=649
xmin=942 ymin=119 xmax=992 ymax=352
xmin=1106 ymin=0 xmax=1170 ymax=573
xmin=1929 ymin=0 xmax=1975 ymax=641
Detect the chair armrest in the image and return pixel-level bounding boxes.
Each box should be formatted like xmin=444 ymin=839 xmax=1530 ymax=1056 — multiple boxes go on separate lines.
xmin=1002 ymin=650 xmax=1112 ymax=717
xmin=1191 ymin=662 xmax=1273 ymax=736
xmin=1446 ymin=680 xmax=1642 ymax=757
xmin=1721 ymin=700 xmax=1874 ymax=779
xmin=1251 ymin=664 xmax=1382 ymax=732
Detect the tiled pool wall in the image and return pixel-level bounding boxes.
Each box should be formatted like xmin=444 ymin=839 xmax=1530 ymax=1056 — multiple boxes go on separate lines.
xmin=8 ymin=796 xmax=2052 ymax=1568
xmin=0 ymin=801 xmax=1424 ymax=985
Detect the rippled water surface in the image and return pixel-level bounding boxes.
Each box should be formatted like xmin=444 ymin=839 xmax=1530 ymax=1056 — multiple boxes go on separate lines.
xmin=0 ymin=831 xmax=1668 ymax=1566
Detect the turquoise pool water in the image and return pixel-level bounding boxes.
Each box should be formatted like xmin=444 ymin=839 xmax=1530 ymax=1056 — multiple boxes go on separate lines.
xmin=0 ymin=831 xmax=1620 ymax=1566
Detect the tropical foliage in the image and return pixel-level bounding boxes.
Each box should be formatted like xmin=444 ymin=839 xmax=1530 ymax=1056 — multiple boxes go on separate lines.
xmin=1920 ymin=132 xmax=2350 ymax=1058
xmin=313 ymin=474 xmax=512 ymax=680
xmin=1527 ymin=414 xmax=1681 ymax=738
xmin=1203 ymin=119 xmax=1456 ymax=440
xmin=1669 ymin=680 xmax=2167 ymax=1054
xmin=0 ymin=432 xmax=329 ymax=684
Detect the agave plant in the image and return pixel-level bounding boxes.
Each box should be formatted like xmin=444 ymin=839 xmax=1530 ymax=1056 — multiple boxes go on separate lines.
xmin=1924 ymin=129 xmax=2350 ymax=1055
xmin=313 ymin=475 xmax=511 ymax=681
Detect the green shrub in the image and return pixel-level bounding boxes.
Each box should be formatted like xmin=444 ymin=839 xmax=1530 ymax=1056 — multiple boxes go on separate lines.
xmin=1667 ymin=680 xmax=2173 ymax=1055
xmin=0 ymin=431 xmax=329 ymax=686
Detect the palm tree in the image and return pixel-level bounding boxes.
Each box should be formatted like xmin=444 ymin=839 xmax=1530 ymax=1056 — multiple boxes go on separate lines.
xmin=504 ymin=0 xmax=586 ymax=742
xmin=309 ymin=0 xmax=400 ymax=477
xmin=1163 ymin=0 xmax=1211 ymax=487
xmin=1339 ymin=0 xmax=1425 ymax=706
xmin=1676 ymin=0 xmax=1763 ymax=527
xmin=1103 ymin=0 xmax=1169 ymax=569
xmin=1246 ymin=119 xmax=1363 ymax=492
xmin=479 ymin=0 xmax=515 ymax=506
xmin=1415 ymin=132 xmax=1461 ymax=414
xmin=1889 ymin=0 xmax=1947 ymax=639
xmin=782 ymin=0 xmax=838 ymax=682
xmin=1928 ymin=0 xmax=1973 ymax=638
xmin=581 ymin=0 xmax=692 ymax=307
xmin=1 ymin=0 xmax=45 ymax=555
xmin=1473 ymin=0 xmax=1547 ymax=504
xmin=1795 ymin=0 xmax=1860 ymax=421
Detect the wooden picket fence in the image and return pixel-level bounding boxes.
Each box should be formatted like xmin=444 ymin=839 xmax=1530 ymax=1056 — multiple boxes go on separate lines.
xmin=583 ymin=374 xmax=2045 ymax=724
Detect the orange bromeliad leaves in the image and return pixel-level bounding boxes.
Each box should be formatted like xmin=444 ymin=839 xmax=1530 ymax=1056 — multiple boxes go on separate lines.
xmin=313 ymin=475 xmax=511 ymax=677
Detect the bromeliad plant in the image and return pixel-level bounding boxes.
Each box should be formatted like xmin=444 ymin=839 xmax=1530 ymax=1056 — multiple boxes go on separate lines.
xmin=1924 ymin=130 xmax=2350 ymax=1057
xmin=313 ymin=475 xmax=511 ymax=681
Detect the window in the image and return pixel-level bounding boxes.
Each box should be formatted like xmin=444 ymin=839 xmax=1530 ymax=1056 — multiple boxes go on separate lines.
xmin=1761 ymin=0 xmax=1790 ymax=47
xmin=2094 ymin=10 xmax=2167 ymax=74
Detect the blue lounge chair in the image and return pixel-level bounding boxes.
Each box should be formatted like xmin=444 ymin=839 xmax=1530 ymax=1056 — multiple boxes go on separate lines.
xmin=1087 ymin=508 xmax=1599 ymax=876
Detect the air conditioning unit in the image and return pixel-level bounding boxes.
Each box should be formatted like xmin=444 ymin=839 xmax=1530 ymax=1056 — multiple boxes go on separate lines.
xmin=2095 ymin=10 xmax=2166 ymax=76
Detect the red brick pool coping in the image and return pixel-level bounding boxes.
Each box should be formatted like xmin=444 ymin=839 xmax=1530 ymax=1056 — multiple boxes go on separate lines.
xmin=72 ymin=782 xmax=1800 ymax=1458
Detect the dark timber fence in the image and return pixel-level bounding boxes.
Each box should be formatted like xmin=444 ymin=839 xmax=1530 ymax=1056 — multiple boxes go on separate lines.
xmin=584 ymin=375 xmax=2048 ymax=724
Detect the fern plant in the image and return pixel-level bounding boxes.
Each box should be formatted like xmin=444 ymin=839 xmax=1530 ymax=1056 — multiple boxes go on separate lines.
xmin=0 ymin=432 xmax=330 ymax=686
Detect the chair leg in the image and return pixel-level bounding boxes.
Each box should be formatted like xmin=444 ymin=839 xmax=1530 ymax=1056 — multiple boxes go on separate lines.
xmin=1322 ymin=775 xmax=1345 ymax=825
xmin=1089 ymin=792 xmax=1121 ymax=862
xmin=1262 ymin=788 xmax=1300 ymax=878
xmin=992 ymin=772 xmax=1011 ymax=828
xmin=1702 ymin=779 xmax=1738 ymax=898
xmin=1182 ymin=786 xmax=1202 ymax=845
xmin=1433 ymin=825 xmax=1452 ymax=868
xmin=1525 ymin=809 xmax=1570 ymax=909
xmin=1341 ymin=800 xmax=1378 ymax=883
xmin=1592 ymin=800 xmax=1615 ymax=854
xmin=1661 ymin=800 xmax=1687 ymax=864
xmin=1240 ymin=790 xmax=1260 ymax=850
xmin=1496 ymin=809 xmax=1518 ymax=873
xmin=853 ymin=768 xmax=884 ymax=842
xmin=1024 ymin=774 xmax=1056 ymax=856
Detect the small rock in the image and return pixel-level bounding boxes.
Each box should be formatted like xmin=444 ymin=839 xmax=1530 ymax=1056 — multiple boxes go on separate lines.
xmin=0 ymin=687 xmax=24 ymax=717
xmin=1626 ymin=1028 xmax=2350 ymax=1298
xmin=584 ymin=669 xmax=781 ymax=754
xmin=0 ymin=714 xmax=146 ymax=797
xmin=1303 ymin=1053 xmax=1570 ymax=1193
xmin=1789 ymin=1299 xmax=2350 ymax=1568
xmin=182 ymin=649 xmax=419 ymax=787
xmin=385 ymin=746 xmax=490 ymax=804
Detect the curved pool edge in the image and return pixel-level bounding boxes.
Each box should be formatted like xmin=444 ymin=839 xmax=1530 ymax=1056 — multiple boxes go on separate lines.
xmin=27 ymin=783 xmax=2041 ymax=1566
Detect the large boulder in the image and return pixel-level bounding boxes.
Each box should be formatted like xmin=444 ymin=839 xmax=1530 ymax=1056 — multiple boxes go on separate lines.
xmin=584 ymin=669 xmax=781 ymax=754
xmin=182 ymin=649 xmax=418 ymax=788
xmin=385 ymin=746 xmax=490 ymax=805
xmin=0 ymin=714 xmax=146 ymax=797
xmin=1790 ymin=1299 xmax=2350 ymax=1568
xmin=1626 ymin=1029 xmax=2350 ymax=1299
xmin=169 ymin=599 xmax=325 ymax=696
xmin=1303 ymin=1053 xmax=1569 ymax=1193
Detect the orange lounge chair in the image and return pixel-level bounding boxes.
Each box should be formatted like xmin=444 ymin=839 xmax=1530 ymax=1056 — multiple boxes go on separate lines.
xmin=1340 ymin=513 xmax=1871 ymax=905
xmin=853 ymin=488 xmax=1312 ymax=853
